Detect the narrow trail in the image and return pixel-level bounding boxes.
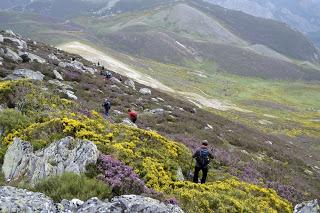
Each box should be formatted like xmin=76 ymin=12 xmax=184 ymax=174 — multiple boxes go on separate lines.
xmin=57 ymin=41 xmax=251 ymax=112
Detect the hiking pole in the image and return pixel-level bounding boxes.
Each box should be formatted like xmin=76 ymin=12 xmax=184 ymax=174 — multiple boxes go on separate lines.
xmin=188 ymin=158 xmax=194 ymax=181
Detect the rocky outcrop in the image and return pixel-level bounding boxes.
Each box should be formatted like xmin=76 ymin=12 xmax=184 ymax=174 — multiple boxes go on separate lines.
xmin=0 ymin=187 xmax=184 ymax=213
xmin=7 ymin=69 xmax=45 ymax=81
xmin=0 ymin=47 xmax=22 ymax=62
xmin=0 ymin=186 xmax=57 ymax=212
xmin=294 ymin=199 xmax=320 ymax=213
xmin=3 ymin=36 xmax=27 ymax=50
xmin=139 ymin=88 xmax=152 ymax=95
xmin=2 ymin=137 xmax=99 ymax=183
xmin=59 ymin=60 xmax=96 ymax=74
xmin=75 ymin=195 xmax=184 ymax=213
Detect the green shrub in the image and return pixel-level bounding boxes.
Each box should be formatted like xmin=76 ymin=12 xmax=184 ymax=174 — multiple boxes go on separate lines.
xmin=31 ymin=173 xmax=112 ymax=202
xmin=0 ymin=109 xmax=30 ymax=133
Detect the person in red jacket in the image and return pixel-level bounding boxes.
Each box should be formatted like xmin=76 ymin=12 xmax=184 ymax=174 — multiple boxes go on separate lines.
xmin=128 ymin=109 xmax=138 ymax=123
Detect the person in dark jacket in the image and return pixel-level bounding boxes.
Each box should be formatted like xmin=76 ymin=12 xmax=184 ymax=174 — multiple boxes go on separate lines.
xmin=192 ymin=140 xmax=214 ymax=184
xmin=103 ymin=99 xmax=111 ymax=117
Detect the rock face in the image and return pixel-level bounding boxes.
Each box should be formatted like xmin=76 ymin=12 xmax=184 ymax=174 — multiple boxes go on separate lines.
xmin=294 ymin=199 xmax=320 ymax=213
xmin=10 ymin=69 xmax=45 ymax=81
xmin=2 ymin=138 xmax=33 ymax=181
xmin=139 ymin=88 xmax=152 ymax=95
xmin=2 ymin=137 xmax=99 ymax=183
xmin=0 ymin=187 xmax=184 ymax=213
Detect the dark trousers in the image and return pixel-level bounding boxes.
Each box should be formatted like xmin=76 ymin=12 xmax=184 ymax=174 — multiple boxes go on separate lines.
xmin=193 ymin=166 xmax=208 ymax=184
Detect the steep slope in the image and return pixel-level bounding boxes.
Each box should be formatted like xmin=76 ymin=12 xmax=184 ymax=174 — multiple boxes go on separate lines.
xmin=1 ymin=30 xmax=319 ymax=206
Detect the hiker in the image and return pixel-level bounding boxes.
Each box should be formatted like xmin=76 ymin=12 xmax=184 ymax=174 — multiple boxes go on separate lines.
xmin=103 ymin=99 xmax=111 ymax=117
xmin=192 ymin=140 xmax=214 ymax=184
xmin=128 ymin=109 xmax=138 ymax=123
xmin=106 ymin=71 xmax=112 ymax=79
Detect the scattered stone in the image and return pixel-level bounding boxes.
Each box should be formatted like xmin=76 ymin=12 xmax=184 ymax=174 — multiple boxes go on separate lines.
xmin=113 ymin=110 xmax=123 ymax=115
xmin=48 ymin=79 xmax=73 ymax=90
xmin=258 ymin=120 xmax=273 ymax=125
xmin=59 ymin=60 xmax=95 ymax=74
xmin=205 ymin=124 xmax=213 ymax=130
xmin=178 ymin=107 xmax=184 ymax=111
xmin=53 ymin=69 xmax=64 ymax=80
xmin=146 ymin=108 xmax=165 ymax=116
xmin=0 ymin=35 xmax=3 ymax=43
xmin=294 ymin=199 xmax=319 ymax=213
xmin=139 ymin=88 xmax=152 ymax=95
xmin=241 ymin=150 xmax=249 ymax=155
xmin=157 ymin=97 xmax=165 ymax=102
xmin=304 ymin=169 xmax=314 ymax=176
xmin=63 ymin=90 xmax=78 ymax=100
xmin=110 ymin=77 xmax=121 ymax=84
xmin=124 ymin=79 xmax=135 ymax=90
xmin=122 ymin=118 xmax=137 ymax=128
xmin=151 ymin=98 xmax=159 ymax=103
xmin=2 ymin=137 xmax=98 ymax=183
xmin=191 ymin=108 xmax=197 ymax=113
xmin=48 ymin=53 xmax=60 ymax=61
xmin=0 ymin=47 xmax=22 ymax=62
xmin=165 ymin=105 xmax=173 ymax=110
xmin=264 ymin=140 xmax=273 ymax=145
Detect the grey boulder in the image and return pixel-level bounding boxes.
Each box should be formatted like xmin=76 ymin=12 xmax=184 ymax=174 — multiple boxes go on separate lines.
xmin=294 ymin=200 xmax=320 ymax=213
xmin=28 ymin=52 xmax=46 ymax=64
xmin=0 ymin=47 xmax=22 ymax=62
xmin=139 ymin=88 xmax=152 ymax=95
xmin=53 ymin=69 xmax=64 ymax=81
xmin=124 ymin=79 xmax=136 ymax=90
xmin=7 ymin=69 xmax=45 ymax=81
xmin=0 ymin=34 xmax=3 ymax=43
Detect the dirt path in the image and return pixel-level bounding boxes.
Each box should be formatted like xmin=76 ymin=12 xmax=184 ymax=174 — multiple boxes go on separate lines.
xmin=57 ymin=41 xmax=250 ymax=112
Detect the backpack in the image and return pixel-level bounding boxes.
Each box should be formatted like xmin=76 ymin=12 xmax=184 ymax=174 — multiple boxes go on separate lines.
xmin=104 ymin=101 xmax=111 ymax=110
xmin=197 ymin=149 xmax=210 ymax=167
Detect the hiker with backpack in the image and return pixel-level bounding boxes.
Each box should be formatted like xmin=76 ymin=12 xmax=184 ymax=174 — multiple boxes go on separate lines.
xmin=192 ymin=140 xmax=214 ymax=184
xmin=103 ymin=99 xmax=111 ymax=117
xmin=128 ymin=109 xmax=138 ymax=123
